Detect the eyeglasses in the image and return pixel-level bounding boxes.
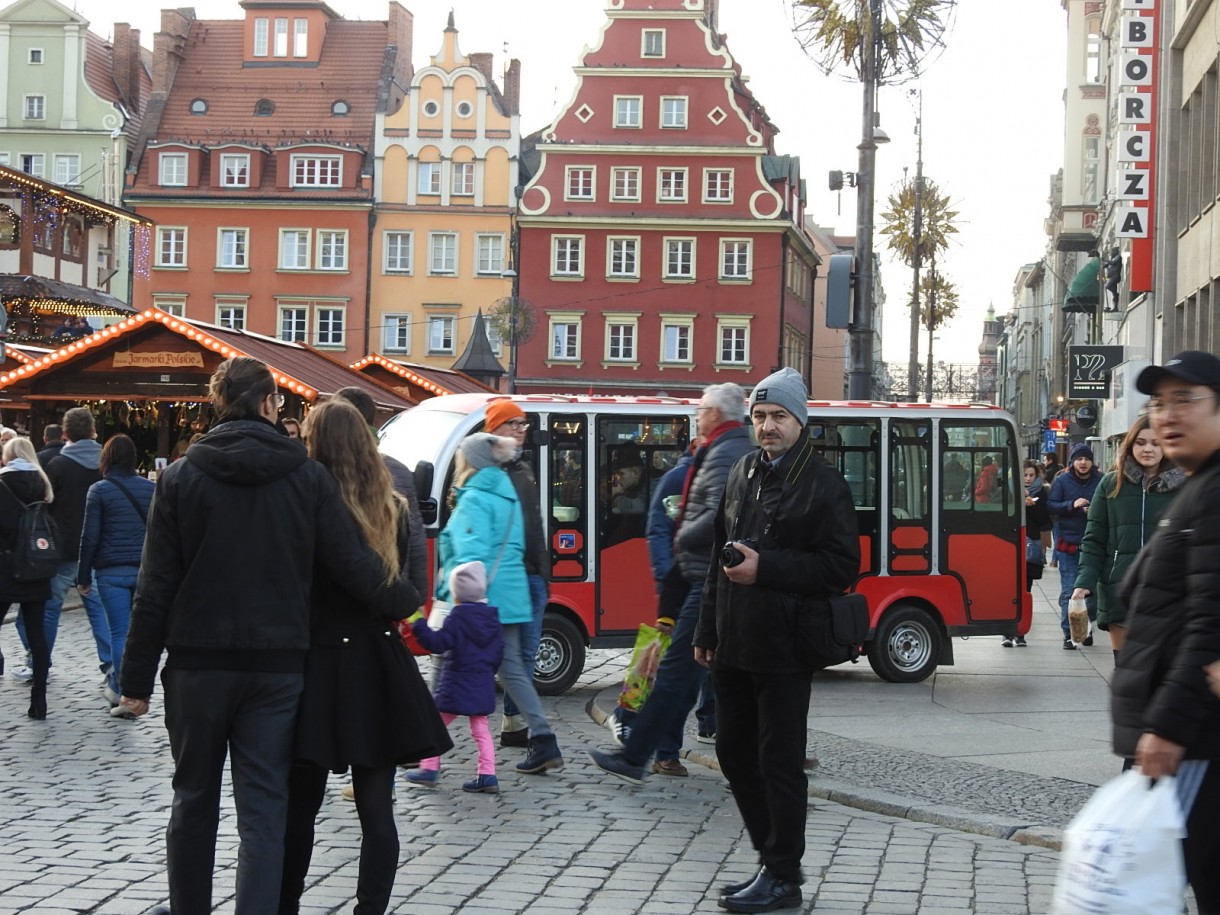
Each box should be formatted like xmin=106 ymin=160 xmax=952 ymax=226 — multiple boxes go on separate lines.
xmin=1145 ymin=393 xmax=1216 ymax=415
xmin=269 ymin=391 xmax=285 ymax=409
xmin=506 ymin=419 xmax=530 ymax=430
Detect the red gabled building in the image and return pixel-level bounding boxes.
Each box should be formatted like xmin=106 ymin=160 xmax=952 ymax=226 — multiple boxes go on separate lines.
xmin=125 ymin=0 xmax=412 ymax=363
xmin=514 ymin=0 xmax=818 ymax=396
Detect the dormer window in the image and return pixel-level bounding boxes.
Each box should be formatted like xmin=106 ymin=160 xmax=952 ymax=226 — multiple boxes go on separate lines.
xmin=294 ymin=18 xmax=308 ymax=57
xmin=642 ymin=29 xmax=665 ymax=58
xmin=255 ymin=99 xmax=275 ymax=117
xmin=254 ymin=18 xmax=269 ymax=57
xmin=190 ymin=98 xmax=208 ymax=115
xmin=331 ymin=100 xmax=350 ymax=117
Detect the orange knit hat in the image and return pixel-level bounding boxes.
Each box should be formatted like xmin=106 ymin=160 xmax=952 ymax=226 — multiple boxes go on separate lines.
xmin=484 ymin=399 xmax=525 ymax=432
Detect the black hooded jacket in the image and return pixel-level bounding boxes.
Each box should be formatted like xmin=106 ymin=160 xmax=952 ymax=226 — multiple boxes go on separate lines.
xmin=121 ymin=418 xmax=420 ymax=700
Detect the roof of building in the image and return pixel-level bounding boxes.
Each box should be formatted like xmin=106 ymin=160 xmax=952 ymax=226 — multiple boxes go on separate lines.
xmin=350 ymin=353 xmax=496 ymax=398
xmin=0 ymin=275 xmax=137 ymax=318
xmin=83 ymin=30 xmax=152 ymax=146
xmin=451 ymin=311 xmax=505 ymax=377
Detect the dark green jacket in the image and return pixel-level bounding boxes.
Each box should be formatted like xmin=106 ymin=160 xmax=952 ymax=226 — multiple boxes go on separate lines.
xmin=1073 ymin=459 xmax=1186 ymax=629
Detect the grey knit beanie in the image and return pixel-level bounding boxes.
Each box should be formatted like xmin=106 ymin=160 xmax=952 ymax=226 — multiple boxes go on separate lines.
xmin=460 ymin=433 xmax=516 ymax=471
xmin=748 ymin=367 xmax=808 ymax=426
xmin=449 ymin=561 xmax=487 ymax=604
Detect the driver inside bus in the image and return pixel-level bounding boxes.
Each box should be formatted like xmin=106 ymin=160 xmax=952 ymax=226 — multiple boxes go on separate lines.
xmin=608 ymin=449 xmax=648 ymax=514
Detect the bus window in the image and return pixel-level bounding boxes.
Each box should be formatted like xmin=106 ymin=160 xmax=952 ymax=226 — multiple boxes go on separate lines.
xmin=808 ymin=419 xmax=879 ymax=511
xmin=597 ymin=416 xmax=689 ymax=544
xmin=549 ymin=414 xmax=587 ymax=581
xmin=890 ymin=422 xmax=930 ymax=521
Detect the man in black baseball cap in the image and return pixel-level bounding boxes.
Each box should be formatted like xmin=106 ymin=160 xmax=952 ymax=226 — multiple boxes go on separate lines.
xmin=1135 ymin=349 xmax=1220 ymax=397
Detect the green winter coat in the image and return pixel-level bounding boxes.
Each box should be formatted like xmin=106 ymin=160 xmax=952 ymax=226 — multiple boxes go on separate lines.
xmin=1073 ymin=459 xmax=1187 ymax=629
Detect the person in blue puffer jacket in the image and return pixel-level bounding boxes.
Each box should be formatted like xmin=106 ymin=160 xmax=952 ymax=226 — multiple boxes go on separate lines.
xmin=76 ymin=434 xmax=154 ymax=717
xmin=1048 ymin=442 xmax=1103 ymax=649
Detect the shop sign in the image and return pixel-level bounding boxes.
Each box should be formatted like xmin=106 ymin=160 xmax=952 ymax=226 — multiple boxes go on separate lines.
xmin=112 ymin=351 xmax=205 ymax=369
xmin=1068 ymin=345 xmax=1125 ymax=398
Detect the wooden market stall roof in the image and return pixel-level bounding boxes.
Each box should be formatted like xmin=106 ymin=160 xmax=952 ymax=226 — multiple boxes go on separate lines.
xmin=0 ymin=309 xmax=414 ymax=412
xmin=350 ymin=353 xmax=496 ymax=404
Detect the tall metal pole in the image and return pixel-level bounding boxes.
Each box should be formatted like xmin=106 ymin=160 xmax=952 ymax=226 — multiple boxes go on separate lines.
xmin=906 ymin=92 xmax=923 ymax=402
xmin=848 ymin=0 xmax=881 ymax=401
xmin=925 ymin=255 xmax=937 ymax=399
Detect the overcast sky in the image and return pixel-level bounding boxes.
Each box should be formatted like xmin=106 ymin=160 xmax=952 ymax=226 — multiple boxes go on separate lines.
xmin=70 ymin=0 xmax=1067 ymax=366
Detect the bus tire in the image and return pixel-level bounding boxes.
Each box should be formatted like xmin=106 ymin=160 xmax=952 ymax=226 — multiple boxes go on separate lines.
xmin=534 ymin=612 xmax=586 ymax=696
xmin=866 ymin=604 xmax=941 ymax=683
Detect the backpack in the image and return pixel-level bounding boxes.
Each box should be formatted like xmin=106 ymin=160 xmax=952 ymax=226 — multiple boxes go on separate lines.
xmin=2 ymin=482 xmax=61 ymax=581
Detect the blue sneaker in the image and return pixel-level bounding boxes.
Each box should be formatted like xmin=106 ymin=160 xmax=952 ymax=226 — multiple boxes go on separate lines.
xmin=587 ymin=748 xmax=645 ymax=786
xmin=404 ymin=768 xmax=440 ymax=788
xmin=462 ymin=774 xmax=500 ymax=794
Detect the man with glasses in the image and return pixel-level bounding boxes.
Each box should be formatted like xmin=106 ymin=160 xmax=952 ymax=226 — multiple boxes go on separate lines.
xmin=1111 ymin=350 xmax=1220 ymax=912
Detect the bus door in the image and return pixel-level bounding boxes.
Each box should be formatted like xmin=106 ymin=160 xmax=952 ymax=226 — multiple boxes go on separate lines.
xmin=939 ymin=420 xmax=1023 ymax=625
xmin=546 ymin=413 xmax=589 ymax=585
xmin=888 ymin=420 xmax=932 ymax=574
xmin=809 ymin=418 xmax=880 ymax=576
xmin=595 ymin=413 xmax=689 ymax=634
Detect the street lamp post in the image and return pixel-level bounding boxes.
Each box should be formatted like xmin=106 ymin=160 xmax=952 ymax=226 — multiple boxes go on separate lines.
xmin=907 ymin=93 xmax=923 ymax=403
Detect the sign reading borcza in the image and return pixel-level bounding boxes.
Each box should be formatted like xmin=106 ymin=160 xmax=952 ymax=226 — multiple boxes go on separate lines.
xmin=1068 ymin=345 xmax=1125 ymax=399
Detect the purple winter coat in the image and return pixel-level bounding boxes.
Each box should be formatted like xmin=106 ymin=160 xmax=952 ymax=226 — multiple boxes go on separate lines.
xmin=412 ymin=601 xmax=505 ymax=716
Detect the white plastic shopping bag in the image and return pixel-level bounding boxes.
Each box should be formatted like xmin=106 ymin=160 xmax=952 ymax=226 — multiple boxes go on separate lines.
xmin=1051 ymin=769 xmax=1187 ymax=914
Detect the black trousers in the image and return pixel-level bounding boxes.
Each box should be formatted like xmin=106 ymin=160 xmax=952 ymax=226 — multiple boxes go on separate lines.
xmin=714 ymin=666 xmax=812 ymax=884
xmin=280 ymin=763 xmax=398 ymax=915
xmin=162 ymin=668 xmax=303 ymax=915
xmin=1186 ymin=762 xmax=1220 ymax=914
xmin=0 ymin=600 xmax=49 ymax=688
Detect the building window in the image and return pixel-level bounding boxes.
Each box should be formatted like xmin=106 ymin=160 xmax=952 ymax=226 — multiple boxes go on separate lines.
xmin=316 ymin=307 xmax=344 ymax=346
xmin=607 ymin=237 xmax=639 ymax=278
xmin=280 ymin=307 xmax=308 ymax=342
xmin=1082 ymin=135 xmax=1100 ymax=205
xmin=611 ymin=167 xmax=641 ymax=202
xmin=429 ymin=232 xmax=457 ymax=274
xmin=293 ymin=18 xmax=308 ymax=57
xmin=316 ymin=230 xmax=347 ymax=270
xmin=719 ymin=321 xmax=750 ymax=365
xmin=154 ymin=297 xmax=186 ymax=317
xmin=220 ymin=154 xmax=250 ymax=187
xmin=565 ymin=166 xmax=595 ymax=201
xmin=190 ymin=98 xmax=208 ymax=115
xmin=218 ymin=228 xmax=248 ymax=268
xmin=615 ymin=96 xmax=642 ymax=128
xmin=428 ymin=316 xmax=455 ymax=354
xmin=19 ymin=154 xmax=44 ymax=178
xmin=0 ymin=204 xmax=19 ymax=246
xmin=28 ymin=49 xmax=43 ymax=64
xmin=704 ymin=168 xmax=734 ymax=203
xmin=53 ymin=154 xmax=80 ymax=186
xmin=291 ymin=155 xmax=341 ymax=187
xmin=159 ymin=153 xmax=188 ymax=186
xmin=552 ymin=236 xmax=584 ymax=277
xmin=61 ymin=218 xmax=83 ymax=258
xmin=331 ymin=100 xmax=350 ymax=116
xmin=1086 ymin=19 xmax=1102 ymax=83
xmin=384 ymin=314 xmax=411 ymax=353
xmin=279 ymin=229 xmax=310 ymax=269
xmin=253 ymin=18 xmax=269 ymax=56
xmin=606 ymin=320 xmax=637 ymax=362
xmin=418 ymin=162 xmax=441 ymax=195
xmin=661 ymin=319 xmax=693 ymax=363
xmin=660 ymin=97 xmax=688 ymax=129
xmin=452 ymin=162 xmax=475 ymax=196
xmin=550 ymin=317 xmax=581 ymax=361
xmin=422 ymin=100 xmax=440 ymax=118
xmin=255 ymin=98 xmax=275 ymax=117
xmin=384 ymin=231 xmax=413 ymax=273
xmin=658 ymin=168 xmax=687 ymax=202
xmin=23 ymin=95 xmax=45 ymax=120
xmin=642 ymin=29 xmax=665 ymax=58
xmin=157 ymin=228 xmax=187 ymax=267
xmin=664 ymin=238 xmax=695 ymax=279
xmin=476 ymin=234 xmax=504 ymax=275
xmin=456 ymin=101 xmax=473 ymax=118
xmin=274 ymin=18 xmax=289 ymax=56
xmin=721 ymin=239 xmax=752 ymax=280
xmin=217 ymin=304 xmax=246 ymax=329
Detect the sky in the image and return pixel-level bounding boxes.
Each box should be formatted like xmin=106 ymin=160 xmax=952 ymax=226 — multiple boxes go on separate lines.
xmin=70 ymin=0 xmax=1067 ymax=366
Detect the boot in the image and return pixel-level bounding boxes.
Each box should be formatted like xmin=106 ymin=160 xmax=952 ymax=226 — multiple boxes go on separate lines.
xmin=27 ymin=685 xmax=46 ymax=720
xmin=516 ymin=733 xmax=563 ymax=774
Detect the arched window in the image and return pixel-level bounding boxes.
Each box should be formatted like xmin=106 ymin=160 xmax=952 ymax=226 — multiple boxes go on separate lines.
xmin=254 ymin=98 xmax=275 ymax=116
xmin=331 ymin=100 xmax=350 ymax=116
xmin=190 ymin=98 xmax=208 ymax=115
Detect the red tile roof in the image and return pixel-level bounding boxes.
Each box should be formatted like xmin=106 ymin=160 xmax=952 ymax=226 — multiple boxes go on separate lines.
xmin=351 ymin=354 xmax=496 ymax=397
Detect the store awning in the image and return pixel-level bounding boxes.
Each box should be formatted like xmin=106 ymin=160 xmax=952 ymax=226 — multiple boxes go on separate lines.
xmin=0 ymin=275 xmax=139 ymax=317
xmin=1063 ymin=259 xmax=1100 ymax=313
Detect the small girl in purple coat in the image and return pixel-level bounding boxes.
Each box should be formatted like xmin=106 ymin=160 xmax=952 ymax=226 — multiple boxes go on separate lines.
xmin=406 ymin=561 xmax=505 ymax=793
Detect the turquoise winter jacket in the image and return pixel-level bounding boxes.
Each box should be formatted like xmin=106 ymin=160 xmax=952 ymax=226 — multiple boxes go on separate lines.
xmin=436 ymin=466 xmax=531 ymax=625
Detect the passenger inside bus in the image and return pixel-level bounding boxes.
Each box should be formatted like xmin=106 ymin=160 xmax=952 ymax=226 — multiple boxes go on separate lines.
xmin=608 ymin=448 xmax=648 ymax=514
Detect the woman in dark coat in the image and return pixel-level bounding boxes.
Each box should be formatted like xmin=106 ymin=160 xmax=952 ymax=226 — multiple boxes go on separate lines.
xmin=1003 ymin=460 xmax=1051 ymax=648
xmin=279 ymin=400 xmax=451 ymax=915
xmin=0 ymin=437 xmax=54 ymax=719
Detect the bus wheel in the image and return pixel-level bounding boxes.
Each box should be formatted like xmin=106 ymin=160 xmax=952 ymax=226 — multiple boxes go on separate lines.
xmin=866 ymin=605 xmax=941 ymax=683
xmin=534 ymin=613 xmax=586 ymax=696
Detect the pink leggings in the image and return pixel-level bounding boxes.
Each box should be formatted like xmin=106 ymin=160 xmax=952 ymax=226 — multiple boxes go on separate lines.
xmin=419 ymin=713 xmax=496 ymax=775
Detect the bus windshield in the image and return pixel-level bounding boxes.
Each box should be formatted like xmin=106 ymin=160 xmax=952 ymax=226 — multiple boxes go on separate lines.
xmin=378 ymin=408 xmax=464 ymax=471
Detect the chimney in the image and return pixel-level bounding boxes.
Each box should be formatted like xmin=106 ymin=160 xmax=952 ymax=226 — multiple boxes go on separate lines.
xmin=388 ymin=2 xmax=413 ymax=84
xmin=152 ymin=9 xmax=193 ymax=94
xmin=705 ymin=0 xmax=720 ymax=33
xmin=504 ymin=58 xmax=521 ymax=116
xmin=112 ymin=24 xmax=142 ymax=114
xmin=469 ymin=52 xmax=494 ymax=83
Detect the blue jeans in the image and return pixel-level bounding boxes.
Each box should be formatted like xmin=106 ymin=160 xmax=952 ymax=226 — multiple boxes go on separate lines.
xmin=504 ymin=574 xmax=547 ymax=719
xmin=499 ymin=623 xmax=552 ymax=738
xmin=16 ymin=560 xmax=110 ymax=670
xmin=95 ymin=566 xmax=138 ymax=694
xmin=1056 ymin=547 xmax=1096 ymax=640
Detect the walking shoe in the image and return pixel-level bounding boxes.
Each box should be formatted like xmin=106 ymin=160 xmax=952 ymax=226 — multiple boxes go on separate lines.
xmin=607 ymin=715 xmax=631 ymax=748
xmin=11 ymin=665 xmax=33 ymax=682
xmin=588 ymin=748 xmax=645 ymax=786
xmin=500 ymin=728 xmax=529 ymax=749
xmin=110 ymin=704 xmax=137 ymax=720
xmin=462 ymin=774 xmax=500 ymax=794
xmin=102 ymin=684 xmax=121 ymax=707
xmin=1063 ymin=639 xmax=1076 ymax=650
xmin=696 ymin=728 xmax=716 ymax=745
xmin=719 ymin=868 xmax=801 ymax=912
xmin=517 ymin=733 xmax=564 ymax=773
xmin=1014 ymin=636 xmax=1028 ymax=647
xmin=1000 ymin=637 xmax=1014 ymax=648
xmin=1082 ymin=626 xmax=1094 ymax=647
xmin=651 ymin=758 xmax=689 ymax=777
xmin=403 ymin=768 xmax=441 ymax=788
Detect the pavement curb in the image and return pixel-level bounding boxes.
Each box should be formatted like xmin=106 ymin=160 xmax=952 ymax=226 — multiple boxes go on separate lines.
xmin=585 ymin=689 xmax=1063 ymax=852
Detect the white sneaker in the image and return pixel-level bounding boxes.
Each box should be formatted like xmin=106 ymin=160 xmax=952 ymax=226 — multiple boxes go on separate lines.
xmin=1000 ymin=637 xmax=1014 ymax=648
xmin=11 ymin=665 xmax=49 ymax=681
xmin=102 ymin=685 xmax=121 ymax=707
xmin=109 ymin=704 xmax=137 ymax=720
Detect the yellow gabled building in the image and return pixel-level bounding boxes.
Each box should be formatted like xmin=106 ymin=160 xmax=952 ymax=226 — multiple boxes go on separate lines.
xmin=372 ymin=13 xmax=520 ymax=376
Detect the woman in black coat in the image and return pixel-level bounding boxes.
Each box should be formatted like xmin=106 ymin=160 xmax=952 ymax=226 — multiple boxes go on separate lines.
xmin=0 ymin=437 xmax=54 ymax=719
xmin=278 ymin=401 xmax=451 ymax=915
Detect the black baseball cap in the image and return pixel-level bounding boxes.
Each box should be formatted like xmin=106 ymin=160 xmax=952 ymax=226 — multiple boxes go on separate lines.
xmin=1135 ymin=350 xmax=1220 ymax=394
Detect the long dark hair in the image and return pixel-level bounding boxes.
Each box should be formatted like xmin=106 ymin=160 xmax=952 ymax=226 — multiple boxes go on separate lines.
xmin=100 ymin=434 xmax=137 ymax=476
xmin=209 ymin=356 xmax=274 ymax=421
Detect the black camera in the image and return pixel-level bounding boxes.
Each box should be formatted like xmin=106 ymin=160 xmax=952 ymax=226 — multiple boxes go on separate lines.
xmin=721 ymin=538 xmax=757 ymax=567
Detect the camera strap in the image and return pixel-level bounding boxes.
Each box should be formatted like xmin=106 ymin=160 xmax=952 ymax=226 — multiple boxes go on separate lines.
xmin=731 ymin=436 xmax=816 ymax=546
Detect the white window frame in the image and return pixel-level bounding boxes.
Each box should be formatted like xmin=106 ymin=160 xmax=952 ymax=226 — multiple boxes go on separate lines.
xmin=611 ymin=166 xmax=641 ymax=202
xmin=720 ymin=238 xmax=753 ymax=280
xmin=315 ymin=306 xmax=345 ymax=347
xmin=20 ymin=153 xmax=44 ymax=178
xmin=154 ymin=296 xmax=186 ymax=317
xmin=552 ymin=235 xmax=585 ymax=278
xmin=0 ymin=153 xmax=11 ymax=167
xmin=23 ymin=95 xmax=45 ymax=120
xmin=703 ymin=168 xmax=734 ymax=203
xmin=604 ymin=316 xmax=638 ymax=363
xmin=660 ymin=96 xmax=688 ymax=129
xmin=642 ymin=28 xmax=665 ymax=58
xmin=220 ymin=153 xmax=250 ymax=188
xmin=418 ymin=161 xmax=441 ymax=195
xmin=216 ymin=302 xmax=246 ymax=329
xmin=476 ymin=233 xmax=505 ymax=275
xmin=658 ymin=167 xmax=688 ymax=203
xmin=427 ymin=315 xmax=456 ymax=355
xmin=316 ymin=230 xmax=348 ymax=271
xmin=452 ymin=161 xmax=475 ymax=196
xmin=156 ymin=227 xmax=188 ymax=267
xmin=614 ymin=95 xmax=642 ymax=129
xmin=663 ymin=237 xmax=696 ymax=280
xmin=53 ymin=154 xmax=80 ymax=186
xmin=564 ymin=166 xmax=595 ymax=202
xmin=548 ymin=313 xmax=583 ymax=362
xmin=660 ymin=315 xmax=695 ymax=364
xmin=217 ymin=227 xmax=249 ymax=269
xmin=279 ymin=229 xmax=310 ymax=270
xmin=279 ymin=306 xmax=308 ymax=342
xmin=607 ymin=236 xmax=640 ymax=279
xmin=384 ymin=231 xmax=413 ymax=274
xmin=717 ymin=317 xmax=752 ymax=366
xmin=383 ymin=314 xmax=412 ymax=353
xmin=293 ymin=18 xmax=308 ymax=57
xmin=291 ymin=155 xmax=341 ymax=188
xmin=253 ymin=18 xmax=269 ymax=56
xmin=159 ymin=152 xmax=188 ymax=187
xmin=28 ymin=48 xmax=43 ymax=65
xmin=273 ymin=18 xmax=289 ymax=57
xmin=429 ymin=232 xmax=458 ymax=275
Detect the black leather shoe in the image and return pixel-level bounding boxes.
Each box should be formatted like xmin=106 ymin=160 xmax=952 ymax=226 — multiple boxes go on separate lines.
xmin=147 ymin=907 xmax=171 ymax=915
xmin=719 ymin=869 xmax=762 ymax=898
xmin=718 ymin=868 xmax=801 ymax=913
